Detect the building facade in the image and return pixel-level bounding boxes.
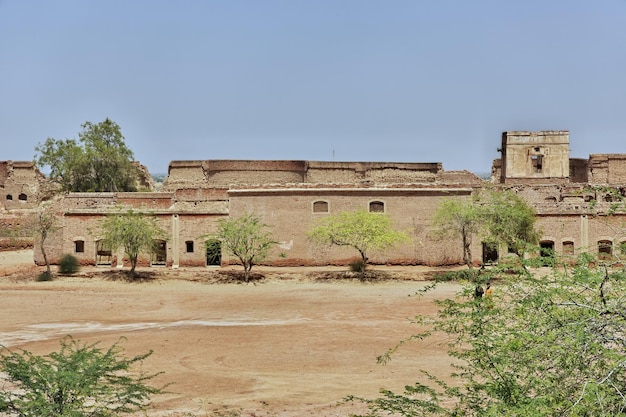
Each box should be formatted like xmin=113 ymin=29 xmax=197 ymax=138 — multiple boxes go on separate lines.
xmin=8 ymin=130 xmax=626 ymax=268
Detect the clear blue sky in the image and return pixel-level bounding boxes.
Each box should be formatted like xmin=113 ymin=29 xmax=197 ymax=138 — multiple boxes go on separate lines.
xmin=1 ymin=1 xmax=625 ymax=175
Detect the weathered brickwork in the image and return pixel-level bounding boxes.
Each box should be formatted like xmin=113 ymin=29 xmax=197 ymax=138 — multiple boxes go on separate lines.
xmin=3 ymin=129 xmax=623 ymax=269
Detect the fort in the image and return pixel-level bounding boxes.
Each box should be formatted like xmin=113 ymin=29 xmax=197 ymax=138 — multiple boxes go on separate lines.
xmin=2 ymin=130 xmax=625 ymax=268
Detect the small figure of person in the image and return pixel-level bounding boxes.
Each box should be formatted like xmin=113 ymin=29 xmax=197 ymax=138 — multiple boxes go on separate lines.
xmin=484 ymin=282 xmax=493 ymax=298
xmin=474 ymin=284 xmax=484 ymax=299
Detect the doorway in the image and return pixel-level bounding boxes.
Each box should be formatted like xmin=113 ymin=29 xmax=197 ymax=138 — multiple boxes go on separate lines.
xmin=205 ymin=239 xmax=222 ymax=266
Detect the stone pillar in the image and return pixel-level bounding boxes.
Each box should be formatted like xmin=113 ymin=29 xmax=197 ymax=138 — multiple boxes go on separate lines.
xmin=172 ymin=214 xmax=180 ymax=269
xmin=580 ymin=215 xmax=589 ymax=252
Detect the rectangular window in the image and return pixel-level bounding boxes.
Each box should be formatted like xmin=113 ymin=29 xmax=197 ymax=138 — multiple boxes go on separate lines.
xmin=531 ymin=155 xmax=543 ymax=173
xmin=185 ymin=241 xmax=194 ymax=253
xmin=74 ymin=240 xmax=85 ymax=253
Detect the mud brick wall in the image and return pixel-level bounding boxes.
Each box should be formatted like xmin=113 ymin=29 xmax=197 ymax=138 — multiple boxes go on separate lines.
xmin=227 ymin=187 xmax=475 ymax=267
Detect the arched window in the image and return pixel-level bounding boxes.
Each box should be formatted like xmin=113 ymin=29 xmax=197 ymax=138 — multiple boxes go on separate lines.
xmin=312 ymin=201 xmax=329 ymax=213
xmin=74 ymin=240 xmax=85 ymax=253
xmin=18 ymin=193 xmax=27 ymax=201
xmin=562 ymin=241 xmax=575 ymax=255
xmin=369 ymin=201 xmax=385 ymax=213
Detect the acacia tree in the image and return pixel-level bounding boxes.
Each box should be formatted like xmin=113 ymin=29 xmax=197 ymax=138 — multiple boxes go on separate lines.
xmin=98 ymin=209 xmax=167 ymax=278
xmin=432 ymin=199 xmax=480 ymax=268
xmin=353 ymin=256 xmax=626 ymax=416
xmin=35 ymin=118 xmax=140 ymax=192
xmin=213 ymin=213 xmax=276 ymax=282
xmin=477 ymin=188 xmax=539 ymax=256
xmin=433 ymin=189 xmax=538 ymax=267
xmin=0 ymin=336 xmax=164 ymax=417
xmin=307 ymin=209 xmax=408 ymax=273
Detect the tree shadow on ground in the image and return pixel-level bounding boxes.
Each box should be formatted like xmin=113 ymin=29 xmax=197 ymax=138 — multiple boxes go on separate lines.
xmin=310 ymin=270 xmax=394 ymax=282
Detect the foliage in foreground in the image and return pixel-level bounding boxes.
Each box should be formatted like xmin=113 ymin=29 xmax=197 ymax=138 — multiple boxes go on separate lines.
xmin=213 ymin=213 xmax=276 ymax=282
xmin=308 ymin=209 xmax=408 ymax=273
xmin=0 ymin=337 xmax=164 ymax=417
xmin=351 ymin=255 xmax=626 ymax=416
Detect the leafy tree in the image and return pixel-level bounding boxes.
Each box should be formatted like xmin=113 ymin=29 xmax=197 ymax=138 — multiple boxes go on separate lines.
xmin=35 ymin=118 xmax=141 ymax=192
xmin=0 ymin=336 xmax=163 ymax=417
xmin=433 ymin=189 xmax=539 ymax=267
xmin=352 ymin=256 xmax=626 ymax=416
xmin=477 ymin=188 xmax=539 ymax=256
xmin=432 ymin=198 xmax=480 ymax=268
xmin=97 ymin=209 xmax=167 ymax=278
xmin=213 ymin=213 xmax=276 ymax=282
xmin=307 ymin=209 xmax=408 ymax=273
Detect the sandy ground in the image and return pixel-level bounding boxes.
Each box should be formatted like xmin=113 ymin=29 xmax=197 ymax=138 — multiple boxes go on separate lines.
xmin=0 ymin=250 xmax=460 ymax=416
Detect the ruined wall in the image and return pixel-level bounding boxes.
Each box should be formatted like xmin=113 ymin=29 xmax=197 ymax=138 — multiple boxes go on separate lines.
xmin=0 ymin=161 xmax=46 ymax=211
xmin=501 ymin=131 xmax=570 ymax=182
xmin=588 ymin=154 xmax=626 ymax=185
xmin=305 ymin=161 xmax=442 ymax=184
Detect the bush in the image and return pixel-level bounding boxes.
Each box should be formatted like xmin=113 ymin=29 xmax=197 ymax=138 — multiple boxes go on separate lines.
xmin=36 ymin=271 xmax=53 ymax=281
xmin=434 ymin=268 xmax=480 ymax=282
xmin=349 ymin=260 xmax=366 ymax=273
xmin=59 ymin=253 xmax=80 ymax=274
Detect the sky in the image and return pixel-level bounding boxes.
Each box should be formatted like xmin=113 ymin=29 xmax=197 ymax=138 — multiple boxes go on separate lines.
xmin=1 ymin=1 xmax=625 ymax=175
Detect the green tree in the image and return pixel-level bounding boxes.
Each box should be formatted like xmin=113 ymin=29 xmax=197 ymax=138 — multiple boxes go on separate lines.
xmin=307 ymin=209 xmax=408 ymax=273
xmin=432 ymin=198 xmax=480 ymax=268
xmin=213 ymin=214 xmax=276 ymax=282
xmin=0 ymin=336 xmax=164 ymax=417
xmin=35 ymin=118 xmax=141 ymax=192
xmin=97 ymin=209 xmax=167 ymax=278
xmin=478 ymin=188 xmax=539 ymax=256
xmin=433 ymin=189 xmax=539 ymax=268
xmin=353 ymin=257 xmax=626 ymax=416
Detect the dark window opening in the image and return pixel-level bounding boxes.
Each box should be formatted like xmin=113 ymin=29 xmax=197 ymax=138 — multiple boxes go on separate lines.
xmin=482 ymin=242 xmax=498 ymax=265
xmin=6 ymin=194 xmax=12 ymax=200
xmin=369 ymin=201 xmax=385 ymax=213
xmin=185 ymin=240 xmax=194 ymax=253
xmin=74 ymin=240 xmax=85 ymax=253
xmin=206 ymin=239 xmax=222 ymax=266
xmin=18 ymin=193 xmax=27 ymax=201
xmin=598 ymin=240 xmax=612 ymax=260
xmin=313 ymin=201 xmax=329 ymax=213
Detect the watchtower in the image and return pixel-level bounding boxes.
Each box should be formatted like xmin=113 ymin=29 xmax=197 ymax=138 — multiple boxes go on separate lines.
xmin=498 ymin=131 xmax=570 ymax=184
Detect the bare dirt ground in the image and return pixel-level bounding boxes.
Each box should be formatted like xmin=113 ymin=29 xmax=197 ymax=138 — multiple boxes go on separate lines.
xmin=0 ymin=250 xmax=461 ymax=416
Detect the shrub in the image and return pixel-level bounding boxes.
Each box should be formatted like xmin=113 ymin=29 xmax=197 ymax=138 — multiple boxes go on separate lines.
xmin=59 ymin=253 xmax=80 ymax=274
xmin=349 ymin=260 xmax=366 ymax=273
xmin=36 ymin=271 xmax=53 ymax=281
